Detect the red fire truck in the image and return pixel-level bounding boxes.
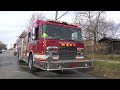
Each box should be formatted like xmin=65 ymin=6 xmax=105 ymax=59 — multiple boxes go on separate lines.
xmin=16 ymin=19 xmax=93 ymax=73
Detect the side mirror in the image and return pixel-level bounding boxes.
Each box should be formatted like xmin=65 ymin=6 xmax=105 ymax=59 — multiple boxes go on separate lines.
xmin=32 ymin=34 xmax=35 ymax=40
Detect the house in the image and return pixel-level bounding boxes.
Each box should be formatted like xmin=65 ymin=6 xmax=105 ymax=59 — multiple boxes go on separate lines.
xmin=98 ymin=37 xmax=120 ymax=54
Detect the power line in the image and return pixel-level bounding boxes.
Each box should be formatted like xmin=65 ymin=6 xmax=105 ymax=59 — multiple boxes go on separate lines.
xmin=57 ymin=11 xmax=69 ymax=20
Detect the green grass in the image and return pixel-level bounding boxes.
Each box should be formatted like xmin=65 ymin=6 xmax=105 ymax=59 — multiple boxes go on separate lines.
xmin=88 ymin=60 xmax=120 ymax=79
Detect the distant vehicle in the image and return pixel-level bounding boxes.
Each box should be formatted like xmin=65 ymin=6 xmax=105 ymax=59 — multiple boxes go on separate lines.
xmin=0 ymin=48 xmax=2 ymax=53
xmin=2 ymin=49 xmax=5 ymax=52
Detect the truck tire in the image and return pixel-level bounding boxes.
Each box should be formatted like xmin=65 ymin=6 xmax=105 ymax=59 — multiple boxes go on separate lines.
xmin=14 ymin=51 xmax=17 ymax=56
xmin=79 ymin=68 xmax=89 ymax=73
xmin=28 ymin=54 xmax=38 ymax=73
xmin=77 ymin=67 xmax=93 ymax=73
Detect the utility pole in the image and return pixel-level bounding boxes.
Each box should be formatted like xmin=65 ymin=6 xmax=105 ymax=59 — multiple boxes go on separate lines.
xmin=55 ymin=11 xmax=58 ymax=21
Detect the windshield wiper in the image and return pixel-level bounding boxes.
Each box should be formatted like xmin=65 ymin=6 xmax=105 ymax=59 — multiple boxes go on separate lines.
xmin=65 ymin=39 xmax=80 ymax=42
xmin=54 ymin=37 xmax=63 ymax=40
xmin=47 ymin=37 xmax=62 ymax=40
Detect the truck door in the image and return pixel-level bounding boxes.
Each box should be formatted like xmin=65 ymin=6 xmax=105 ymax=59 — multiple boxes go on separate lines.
xmin=32 ymin=25 xmax=40 ymax=53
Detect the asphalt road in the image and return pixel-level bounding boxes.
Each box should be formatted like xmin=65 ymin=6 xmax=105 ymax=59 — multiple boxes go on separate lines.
xmin=0 ymin=50 xmax=104 ymax=79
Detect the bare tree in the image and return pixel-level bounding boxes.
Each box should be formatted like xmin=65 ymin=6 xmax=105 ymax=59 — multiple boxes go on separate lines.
xmin=26 ymin=11 xmax=46 ymax=28
xmin=105 ymin=21 xmax=120 ymax=38
xmin=0 ymin=41 xmax=7 ymax=50
xmin=73 ymin=11 xmax=107 ymax=52
xmin=97 ymin=19 xmax=120 ymax=39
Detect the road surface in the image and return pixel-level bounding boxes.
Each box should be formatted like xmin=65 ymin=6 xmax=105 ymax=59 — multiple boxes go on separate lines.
xmin=0 ymin=50 xmax=104 ymax=79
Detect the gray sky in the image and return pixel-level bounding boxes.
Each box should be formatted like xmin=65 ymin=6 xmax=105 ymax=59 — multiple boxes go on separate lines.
xmin=0 ymin=11 xmax=120 ymax=49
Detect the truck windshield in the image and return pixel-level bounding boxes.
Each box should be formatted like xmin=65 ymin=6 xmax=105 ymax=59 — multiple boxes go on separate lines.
xmin=42 ymin=24 xmax=82 ymax=41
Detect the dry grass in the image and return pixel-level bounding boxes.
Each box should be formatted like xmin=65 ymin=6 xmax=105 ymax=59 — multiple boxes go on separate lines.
xmin=88 ymin=60 xmax=120 ymax=79
xmin=86 ymin=54 xmax=120 ymax=61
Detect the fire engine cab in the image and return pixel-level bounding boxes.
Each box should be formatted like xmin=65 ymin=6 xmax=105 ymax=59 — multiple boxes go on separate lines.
xmin=16 ymin=19 xmax=93 ymax=73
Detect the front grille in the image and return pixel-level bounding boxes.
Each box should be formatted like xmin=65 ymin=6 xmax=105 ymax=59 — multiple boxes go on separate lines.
xmin=58 ymin=46 xmax=77 ymax=60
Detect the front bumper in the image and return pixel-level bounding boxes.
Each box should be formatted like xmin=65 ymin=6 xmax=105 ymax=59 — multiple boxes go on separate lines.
xmin=46 ymin=60 xmax=93 ymax=71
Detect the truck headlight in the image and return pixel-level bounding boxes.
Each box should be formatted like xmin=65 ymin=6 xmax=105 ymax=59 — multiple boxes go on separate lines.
xmin=46 ymin=52 xmax=53 ymax=63
xmin=77 ymin=48 xmax=84 ymax=52
xmin=46 ymin=46 xmax=58 ymax=53
xmin=77 ymin=48 xmax=85 ymax=55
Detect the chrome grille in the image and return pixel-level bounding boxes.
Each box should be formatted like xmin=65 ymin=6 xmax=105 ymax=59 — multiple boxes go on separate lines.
xmin=58 ymin=46 xmax=77 ymax=60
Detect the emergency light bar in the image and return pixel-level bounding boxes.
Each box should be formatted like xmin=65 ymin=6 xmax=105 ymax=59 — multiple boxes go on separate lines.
xmin=47 ymin=19 xmax=67 ymax=24
xmin=46 ymin=19 xmax=78 ymax=27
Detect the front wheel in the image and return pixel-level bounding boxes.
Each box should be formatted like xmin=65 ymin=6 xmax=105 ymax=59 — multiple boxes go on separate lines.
xmin=28 ymin=54 xmax=38 ymax=73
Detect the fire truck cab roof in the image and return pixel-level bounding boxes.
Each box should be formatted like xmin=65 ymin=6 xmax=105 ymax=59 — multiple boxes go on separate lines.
xmin=36 ymin=19 xmax=79 ymax=28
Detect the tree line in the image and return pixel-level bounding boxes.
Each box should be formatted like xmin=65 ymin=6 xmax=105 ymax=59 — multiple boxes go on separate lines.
xmin=73 ymin=11 xmax=120 ymax=52
xmin=0 ymin=41 xmax=7 ymax=50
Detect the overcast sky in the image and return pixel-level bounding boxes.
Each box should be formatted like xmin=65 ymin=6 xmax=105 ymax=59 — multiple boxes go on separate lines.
xmin=0 ymin=11 xmax=120 ymax=49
